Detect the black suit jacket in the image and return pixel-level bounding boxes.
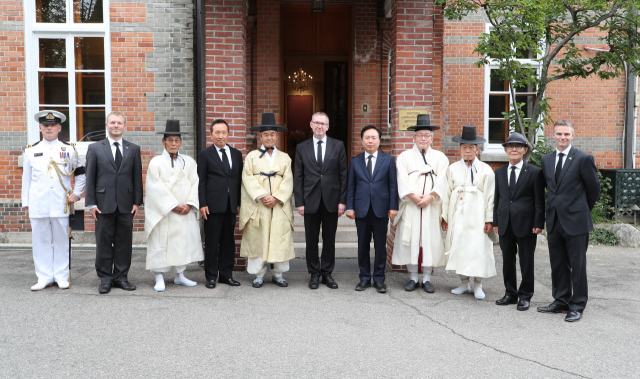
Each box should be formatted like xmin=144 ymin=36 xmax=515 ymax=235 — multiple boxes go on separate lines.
xmin=540 ymin=147 xmax=600 ymax=236
xmin=197 ymin=144 xmax=243 ymax=214
xmin=493 ymin=161 xmax=545 ymax=237
xmin=85 ymin=138 xmax=143 ymax=214
xmin=294 ymin=137 xmax=348 ymax=214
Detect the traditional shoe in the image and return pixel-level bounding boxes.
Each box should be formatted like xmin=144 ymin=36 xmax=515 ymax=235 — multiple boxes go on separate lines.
xmin=565 ymin=310 xmax=582 ymax=322
xmin=373 ymin=281 xmax=387 ymax=293
xmin=31 ymin=280 xmax=54 ymax=291
xmin=355 ymin=280 xmax=371 ymax=291
xmin=272 ymin=276 xmax=288 ymax=287
xmin=473 ymin=284 xmax=485 ymax=300
xmin=252 ymin=277 xmax=264 ymax=288
xmin=404 ymin=280 xmax=419 ymax=292
xmin=517 ymin=299 xmax=530 ymax=311
xmin=451 ymin=283 xmax=470 ymax=295
xmin=56 ymin=280 xmax=70 ymax=290
xmin=422 ymin=280 xmax=435 ymax=293
xmin=537 ymin=303 xmax=569 ymax=314
xmin=496 ymin=295 xmax=518 ymax=305
xmin=321 ymin=274 xmax=338 ymax=289
xmin=175 ymin=276 xmax=197 ymax=287
xmin=154 ymin=280 xmax=166 ymax=292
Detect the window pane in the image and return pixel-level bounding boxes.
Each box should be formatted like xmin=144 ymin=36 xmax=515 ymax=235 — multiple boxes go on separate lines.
xmin=488 ymin=95 xmax=507 ymax=118
xmin=488 ymin=120 xmax=507 ymax=144
xmin=73 ymin=0 xmax=103 ymax=23
xmin=490 ymin=70 xmax=506 ymax=92
xmin=39 ymin=39 xmax=66 ymax=69
xmin=77 ymin=108 xmax=106 ymax=141
xmin=75 ymin=73 xmax=105 ymax=105
xmin=36 ymin=0 xmax=66 ymax=23
xmin=515 ymin=95 xmax=535 ymax=119
xmin=39 ymin=107 xmax=70 ymax=142
xmin=39 ymin=72 xmax=69 ymax=105
xmin=74 ymin=37 xmax=105 ymax=70
xmin=516 ymin=47 xmax=535 ymax=59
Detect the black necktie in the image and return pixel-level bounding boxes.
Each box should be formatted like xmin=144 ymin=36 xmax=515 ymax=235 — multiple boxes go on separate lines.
xmin=317 ymin=141 xmax=323 ymax=169
xmin=367 ymin=155 xmax=373 ymax=178
xmin=114 ymin=141 xmax=122 ymax=171
xmin=259 ymin=146 xmax=274 ymax=158
xmin=555 ymin=153 xmax=564 ymax=183
xmin=509 ymin=166 xmax=517 ymax=196
xmin=220 ymin=148 xmax=230 ymax=174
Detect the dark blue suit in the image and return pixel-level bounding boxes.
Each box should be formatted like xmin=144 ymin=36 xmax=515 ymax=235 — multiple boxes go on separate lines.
xmin=346 ymin=151 xmax=398 ymax=282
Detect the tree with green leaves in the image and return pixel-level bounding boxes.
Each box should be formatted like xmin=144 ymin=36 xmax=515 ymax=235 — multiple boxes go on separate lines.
xmin=434 ymin=0 xmax=640 ymax=160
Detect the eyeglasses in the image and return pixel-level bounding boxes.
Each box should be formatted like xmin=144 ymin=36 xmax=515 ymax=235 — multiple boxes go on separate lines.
xmin=504 ymin=145 xmax=526 ymax=150
xmin=311 ymin=121 xmax=328 ymax=127
xmin=415 ymin=133 xmax=432 ymax=140
xmin=165 ymin=138 xmax=181 ymax=143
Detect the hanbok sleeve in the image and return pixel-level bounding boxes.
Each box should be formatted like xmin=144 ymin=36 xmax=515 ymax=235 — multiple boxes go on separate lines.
xmin=440 ymin=166 xmax=453 ymax=223
xmin=186 ymin=159 xmax=200 ymax=212
xmin=273 ymin=159 xmax=293 ymax=205
xmin=144 ymin=158 xmax=179 ymax=238
xmin=396 ymin=154 xmax=413 ymax=202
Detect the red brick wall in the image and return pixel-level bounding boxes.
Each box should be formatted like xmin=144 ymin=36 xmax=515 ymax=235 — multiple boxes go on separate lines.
xmin=254 ymin=0 xmax=280 ymax=130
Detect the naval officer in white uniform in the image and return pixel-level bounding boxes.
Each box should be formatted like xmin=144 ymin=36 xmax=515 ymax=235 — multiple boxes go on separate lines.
xmin=22 ymin=110 xmax=86 ymax=290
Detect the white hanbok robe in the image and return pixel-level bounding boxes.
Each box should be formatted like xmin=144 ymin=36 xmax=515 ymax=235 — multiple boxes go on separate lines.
xmin=442 ymin=158 xmax=497 ymax=278
xmin=144 ymin=150 xmax=203 ymax=271
xmin=239 ymin=148 xmax=295 ymax=264
xmin=392 ymin=146 xmax=449 ymax=267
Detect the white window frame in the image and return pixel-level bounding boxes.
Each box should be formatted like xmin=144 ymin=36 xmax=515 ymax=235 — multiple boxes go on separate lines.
xmin=24 ymin=0 xmax=111 ymax=155
xmin=483 ymin=23 xmax=542 ymax=155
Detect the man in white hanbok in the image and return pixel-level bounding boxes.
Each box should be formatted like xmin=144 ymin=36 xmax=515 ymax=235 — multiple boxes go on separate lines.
xmin=144 ymin=120 xmax=203 ymax=291
xmin=441 ymin=126 xmax=497 ymax=300
xmin=392 ymin=115 xmax=449 ymax=293
xmin=239 ymin=113 xmax=294 ymax=288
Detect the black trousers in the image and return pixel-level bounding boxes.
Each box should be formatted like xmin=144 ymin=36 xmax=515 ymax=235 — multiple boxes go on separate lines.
xmin=499 ymin=223 xmax=537 ymax=301
xmin=95 ymin=211 xmax=133 ymax=284
xmin=355 ymin=204 xmax=388 ymax=282
xmin=304 ymin=197 xmax=339 ymax=275
xmin=547 ymin=216 xmax=589 ymax=312
xmin=204 ymin=199 xmax=236 ymax=282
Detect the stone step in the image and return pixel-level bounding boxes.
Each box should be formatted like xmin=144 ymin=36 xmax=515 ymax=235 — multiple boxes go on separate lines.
xmin=294 ymin=242 xmax=371 ymax=259
xmin=292 ymin=226 xmax=358 ymax=243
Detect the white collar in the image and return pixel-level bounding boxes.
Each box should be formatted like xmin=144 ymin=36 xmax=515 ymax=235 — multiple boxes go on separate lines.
xmin=42 ymin=139 xmax=59 ymax=145
xmin=313 ymin=135 xmax=327 ymax=145
xmin=364 ymin=150 xmax=378 ymax=159
xmin=509 ymin=160 xmax=523 ymax=169
xmin=108 ymin=136 xmax=123 ymax=146
xmin=460 ymin=157 xmax=479 ymax=167
xmin=163 ymin=149 xmax=180 ymax=159
xmin=260 ymin=145 xmax=277 ymax=155
xmin=413 ymin=144 xmax=431 ymax=156
xmin=215 ymin=143 xmax=228 ymax=151
xmin=556 ymin=145 xmax=571 ymax=156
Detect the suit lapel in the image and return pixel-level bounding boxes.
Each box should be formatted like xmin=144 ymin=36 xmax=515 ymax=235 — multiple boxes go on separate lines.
xmin=356 ymin=153 xmax=369 ymax=180
xmin=544 ymin=153 xmax=557 ymax=192
xmin=511 ymin=162 xmax=530 ymax=198
xmin=370 ymin=152 xmax=383 ymax=181
xmin=120 ymin=140 xmax=130 ymax=171
xmin=556 ymin=149 xmax=576 ymax=188
xmin=210 ymin=145 xmax=228 ymax=176
xmin=101 ymin=139 xmax=117 ymax=171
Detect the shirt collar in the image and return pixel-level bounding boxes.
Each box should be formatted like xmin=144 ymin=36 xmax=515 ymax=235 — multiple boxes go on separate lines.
xmin=556 ymin=145 xmax=571 ymax=156
xmin=365 ymin=150 xmax=378 ymax=159
xmin=216 ymin=144 xmax=229 ymax=152
xmin=510 ymin=160 xmax=523 ymax=169
xmin=313 ymin=135 xmax=327 ymax=145
xmin=42 ymin=139 xmax=58 ymax=145
xmin=163 ymin=149 xmax=179 ymax=159
xmin=260 ymin=145 xmax=277 ymax=153
xmin=108 ymin=136 xmax=123 ymax=146
xmin=413 ymin=144 xmax=431 ymax=156
xmin=460 ymin=157 xmax=479 ymax=167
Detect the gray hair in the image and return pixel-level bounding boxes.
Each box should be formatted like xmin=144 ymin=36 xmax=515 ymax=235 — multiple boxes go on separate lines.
xmin=553 ymin=119 xmax=574 ymax=133
xmin=414 ymin=130 xmax=434 ymax=138
xmin=312 ymin=111 xmax=329 ymax=125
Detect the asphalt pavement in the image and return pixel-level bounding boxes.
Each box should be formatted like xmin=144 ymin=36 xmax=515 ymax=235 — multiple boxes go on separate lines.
xmin=1 ymin=243 xmax=639 ymax=378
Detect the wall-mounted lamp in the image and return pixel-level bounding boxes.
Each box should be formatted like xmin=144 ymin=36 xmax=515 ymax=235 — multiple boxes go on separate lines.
xmin=312 ymin=0 xmax=324 ymax=13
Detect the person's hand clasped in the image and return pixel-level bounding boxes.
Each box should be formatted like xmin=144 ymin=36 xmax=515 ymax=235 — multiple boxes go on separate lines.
xmin=484 ymin=222 xmax=493 ymax=234
xmin=262 ymin=195 xmax=277 ymax=209
xmin=441 ymin=219 xmax=448 ymax=232
xmin=68 ymin=194 xmax=80 ymax=203
xmin=417 ymin=194 xmax=432 ymax=208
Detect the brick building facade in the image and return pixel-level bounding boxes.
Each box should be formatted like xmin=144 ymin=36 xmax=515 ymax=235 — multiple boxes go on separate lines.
xmin=1 ymin=0 xmax=638 ymax=269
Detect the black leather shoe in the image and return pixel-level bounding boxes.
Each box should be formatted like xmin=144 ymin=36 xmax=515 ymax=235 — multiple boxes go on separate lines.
xmin=537 ymin=303 xmax=569 ymax=313
xmin=355 ymin=280 xmax=371 ymax=291
xmin=496 ymin=295 xmax=518 ymax=306
xmin=423 ymin=281 xmax=435 ymax=293
xmin=321 ymin=274 xmax=338 ymax=289
xmin=271 ymin=276 xmax=288 ymax=287
xmin=98 ymin=283 xmax=111 ymax=294
xmin=205 ymin=280 xmax=217 ymax=289
xmin=404 ymin=280 xmax=419 ymax=291
xmin=373 ymin=281 xmax=387 ymax=293
xmin=565 ymin=310 xmax=582 ymax=322
xmin=219 ymin=277 xmax=241 ymax=286
xmin=309 ymin=274 xmax=320 ymax=289
xmin=517 ymin=300 xmax=530 ymax=311
xmin=113 ymin=280 xmax=136 ymax=291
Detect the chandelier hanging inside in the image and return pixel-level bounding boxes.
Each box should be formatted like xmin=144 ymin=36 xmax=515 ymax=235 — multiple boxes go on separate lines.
xmin=287 ymin=68 xmax=313 ymax=93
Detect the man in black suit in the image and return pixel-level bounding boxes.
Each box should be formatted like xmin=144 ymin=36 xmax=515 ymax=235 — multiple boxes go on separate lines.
xmin=493 ymin=133 xmax=545 ymax=311
xmin=537 ymin=120 xmax=600 ymax=322
xmin=294 ymin=111 xmax=348 ymax=289
xmin=198 ymin=119 xmax=243 ymax=288
xmin=85 ymin=112 xmax=143 ymax=294
xmin=346 ymin=125 xmax=398 ymax=293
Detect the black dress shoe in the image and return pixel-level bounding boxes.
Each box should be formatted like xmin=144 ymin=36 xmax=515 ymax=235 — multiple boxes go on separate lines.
xmin=517 ymin=300 xmax=530 ymax=311
xmin=219 ymin=277 xmax=241 ymax=286
xmin=404 ymin=280 xmax=419 ymax=292
xmin=423 ymin=281 xmax=435 ymax=293
xmin=373 ymin=281 xmax=387 ymax=293
xmin=271 ymin=276 xmax=288 ymax=287
xmin=309 ymin=274 xmax=320 ymax=289
xmin=205 ymin=280 xmax=217 ymax=289
xmin=98 ymin=283 xmax=111 ymax=294
xmin=565 ymin=310 xmax=582 ymax=322
xmin=113 ymin=280 xmax=136 ymax=291
xmin=537 ymin=303 xmax=570 ymax=313
xmin=495 ymin=295 xmax=518 ymax=306
xmin=321 ymin=274 xmax=338 ymax=289
xmin=355 ymin=280 xmax=371 ymax=291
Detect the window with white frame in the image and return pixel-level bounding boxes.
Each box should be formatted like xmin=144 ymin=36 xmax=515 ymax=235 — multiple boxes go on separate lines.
xmin=484 ymin=25 xmax=540 ymax=153
xmin=25 ymin=0 xmax=110 ymax=150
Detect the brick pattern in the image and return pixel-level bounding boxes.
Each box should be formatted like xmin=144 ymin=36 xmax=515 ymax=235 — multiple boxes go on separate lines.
xmin=253 ymin=0 xmax=280 ymax=132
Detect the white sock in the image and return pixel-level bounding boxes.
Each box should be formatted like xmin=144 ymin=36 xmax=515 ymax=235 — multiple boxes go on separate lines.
xmin=410 ymin=273 xmax=419 ymax=282
xmin=422 ymin=273 xmax=431 ymax=283
xmin=473 ymin=282 xmax=485 ymax=300
xmin=451 ymin=282 xmax=470 ymax=295
xmin=175 ymin=272 xmax=197 ymax=286
xmin=154 ymin=274 xmax=165 ymax=292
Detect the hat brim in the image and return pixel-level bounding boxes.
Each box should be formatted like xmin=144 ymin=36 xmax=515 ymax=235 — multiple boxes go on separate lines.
xmin=156 ymin=131 xmax=188 ymax=135
xmin=501 ymin=141 xmax=528 ymax=147
xmin=452 ymin=135 xmax=486 ymax=144
xmin=407 ymin=125 xmax=440 ymax=131
xmin=250 ymin=125 xmax=288 ymax=132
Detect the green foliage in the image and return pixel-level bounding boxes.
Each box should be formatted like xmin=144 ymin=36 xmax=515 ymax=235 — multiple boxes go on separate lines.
xmin=434 ymin=0 xmax=640 ymax=161
xmin=591 ymin=168 xmax=614 ymax=223
xmin=527 ymin=138 xmax=554 ymax=169
xmin=589 ymin=228 xmax=618 ymax=246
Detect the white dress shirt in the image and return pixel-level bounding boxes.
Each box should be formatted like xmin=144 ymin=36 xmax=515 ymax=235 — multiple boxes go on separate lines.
xmin=555 ymin=145 xmax=571 ymax=169
xmin=507 ymin=160 xmax=523 ymax=185
xmin=216 ymin=144 xmax=232 ymax=169
xmin=312 ymin=135 xmax=327 ymax=163
xmin=107 ymin=136 xmax=124 ymax=160
xmin=364 ymin=150 xmax=378 ymax=176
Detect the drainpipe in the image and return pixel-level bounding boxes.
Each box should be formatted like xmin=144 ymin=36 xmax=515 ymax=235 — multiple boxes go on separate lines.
xmin=195 ymin=0 xmax=207 ymax=155
xmin=624 ymin=62 xmax=638 ymax=169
